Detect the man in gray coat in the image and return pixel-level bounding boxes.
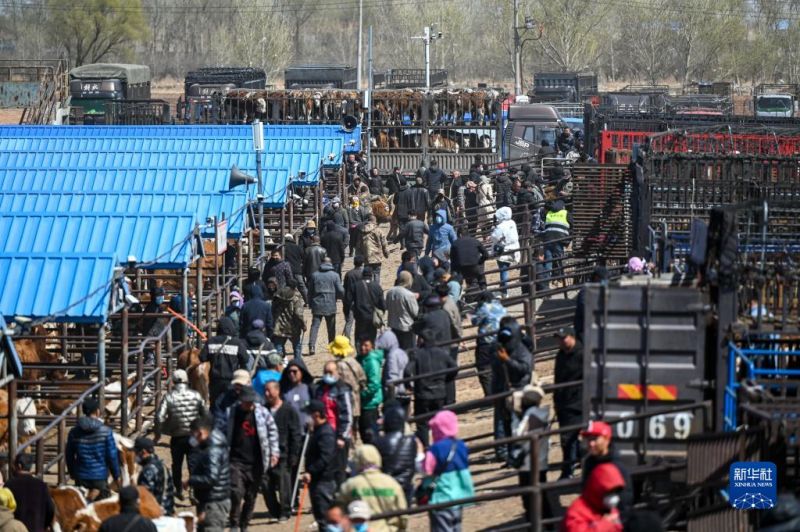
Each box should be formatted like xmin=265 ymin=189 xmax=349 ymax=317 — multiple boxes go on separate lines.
xmin=225 ymin=386 xmax=280 ymax=531
xmin=308 ymin=258 xmax=345 ymax=356
xmin=155 ymin=369 xmax=207 ymax=500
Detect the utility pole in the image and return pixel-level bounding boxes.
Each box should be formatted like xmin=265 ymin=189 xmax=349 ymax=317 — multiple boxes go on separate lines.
xmin=366 ymin=26 xmax=373 ymax=168
xmin=252 ymin=120 xmax=265 ymax=259
xmin=513 ymin=0 xmax=522 ymax=95
xmin=357 ymin=0 xmax=363 ymax=89
xmin=412 ymin=24 xmax=443 ymax=167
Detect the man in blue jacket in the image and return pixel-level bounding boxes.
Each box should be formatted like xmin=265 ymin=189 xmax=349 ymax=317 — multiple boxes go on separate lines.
xmin=425 ymin=209 xmax=457 ymax=256
xmin=66 ymin=398 xmax=120 ymax=500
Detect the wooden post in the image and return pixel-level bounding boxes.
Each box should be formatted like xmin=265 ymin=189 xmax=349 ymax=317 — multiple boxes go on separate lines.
xmin=121 ymin=306 xmax=129 ymax=434
xmin=57 ymin=418 xmax=67 ymax=485
xmin=213 ymin=217 xmax=221 ymax=320
xmin=8 ymin=379 xmax=17 ymax=467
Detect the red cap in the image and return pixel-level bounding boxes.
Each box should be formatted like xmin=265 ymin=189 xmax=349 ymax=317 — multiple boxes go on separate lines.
xmin=581 ymin=420 xmax=612 ymax=439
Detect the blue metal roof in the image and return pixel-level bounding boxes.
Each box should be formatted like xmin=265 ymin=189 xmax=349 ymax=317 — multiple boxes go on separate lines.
xmin=0 ymin=253 xmax=115 ymax=324
xmin=0 ymin=124 xmax=361 ymax=151
xmin=0 ymin=169 xmax=231 ymax=192
xmin=0 ymin=192 xmax=249 ymax=237
xmin=0 ymin=212 xmax=196 ymax=268
xmin=0 ymin=151 xmax=259 ymax=171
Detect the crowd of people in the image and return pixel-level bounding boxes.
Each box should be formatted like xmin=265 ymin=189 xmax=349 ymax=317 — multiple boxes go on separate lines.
xmin=1 ymin=153 xmax=662 ymax=532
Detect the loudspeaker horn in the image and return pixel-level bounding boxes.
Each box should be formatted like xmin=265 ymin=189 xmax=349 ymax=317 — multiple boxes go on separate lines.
xmin=342 ymin=115 xmax=358 ymax=133
xmin=229 ymin=164 xmax=257 ymax=189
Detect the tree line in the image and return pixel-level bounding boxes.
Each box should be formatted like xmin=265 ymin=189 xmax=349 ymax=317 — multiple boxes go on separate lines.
xmin=1 ymin=0 xmax=799 ymax=88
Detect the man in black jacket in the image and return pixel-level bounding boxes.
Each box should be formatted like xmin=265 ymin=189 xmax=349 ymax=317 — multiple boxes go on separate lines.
xmin=98 ymin=486 xmax=157 ymax=532
xmin=342 ymin=256 xmax=365 ymax=339
xmin=374 ymin=402 xmax=416 ymax=503
xmin=200 ymin=317 xmax=250 ymax=405
xmin=242 ymin=268 xmax=267 ymax=302
xmin=6 ymin=453 xmax=55 ymax=532
xmin=302 ymin=400 xmax=338 ymax=529
xmin=403 ymin=328 xmax=457 ymax=447
xmin=264 ymin=381 xmax=302 ymax=522
xmin=321 ymin=220 xmax=347 ymax=277
xmin=348 ymin=266 xmax=386 ymax=344
xmin=410 ymin=177 xmax=430 ymax=220
xmin=495 ymin=172 xmax=514 ymax=209
xmin=283 ymin=234 xmax=308 ymax=303
xmin=186 ymin=415 xmax=231 ymax=532
xmin=399 ymin=212 xmax=428 ymax=257
xmin=134 ymin=437 xmax=174 ymax=516
xmin=424 ymin=158 xmax=446 ymax=201
xmin=491 ymin=319 xmax=533 ymax=463
xmin=413 ymin=295 xmax=452 ymax=347
xmin=553 ymin=326 xmax=584 ymax=478
xmin=386 ymin=167 xmax=403 ymax=196
xmin=368 ymin=167 xmax=384 ymax=196
xmin=450 ymin=234 xmax=488 ymax=297
xmin=303 ymin=235 xmax=328 ymax=286
xmin=393 ymin=177 xmax=415 ymax=239
xmin=239 ymin=285 xmax=273 ymax=338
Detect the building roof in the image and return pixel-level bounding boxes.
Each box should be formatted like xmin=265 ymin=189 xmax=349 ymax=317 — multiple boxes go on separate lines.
xmin=0 ymin=212 xmax=196 ymax=269
xmin=0 ymin=254 xmax=116 ymax=324
xmin=0 ymin=192 xmax=249 ymax=237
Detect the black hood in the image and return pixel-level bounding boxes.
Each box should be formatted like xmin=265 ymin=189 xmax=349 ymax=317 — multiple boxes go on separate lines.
xmin=280 ymin=359 xmax=314 ymax=391
xmin=498 ymin=320 xmax=523 ymax=352
xmin=244 ymin=284 xmax=265 ymax=301
xmin=245 ymin=329 xmax=268 ymax=348
xmin=383 ymin=403 xmax=407 ymax=433
xmin=218 ymin=316 xmax=238 ymax=336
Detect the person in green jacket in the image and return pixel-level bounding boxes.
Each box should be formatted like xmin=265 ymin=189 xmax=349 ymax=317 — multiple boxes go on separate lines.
xmin=357 ymin=337 xmax=384 ymax=444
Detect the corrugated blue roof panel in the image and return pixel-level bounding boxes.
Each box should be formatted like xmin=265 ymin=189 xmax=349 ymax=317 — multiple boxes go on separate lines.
xmin=0 ymin=151 xmax=259 ymax=171
xmin=0 ymin=253 xmax=115 ymax=324
xmin=0 ymin=192 xmax=249 ymax=237
xmin=261 ymin=169 xmax=291 ymax=207
xmin=0 ymin=213 xmax=196 ymax=268
xmin=0 ymin=169 xmax=233 ymax=192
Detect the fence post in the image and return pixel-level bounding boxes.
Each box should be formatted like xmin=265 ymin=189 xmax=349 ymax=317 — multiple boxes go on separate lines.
xmin=530 ymin=432 xmax=542 ymax=532
xmin=35 ymin=437 xmax=44 ymax=479
xmin=121 ymin=306 xmax=129 ymax=435
xmin=58 ymin=418 xmax=67 ymax=485
xmin=8 ymin=379 xmax=17 ymax=469
xmin=154 ymin=338 xmax=163 ymax=422
xmin=135 ymin=341 xmax=145 ymax=433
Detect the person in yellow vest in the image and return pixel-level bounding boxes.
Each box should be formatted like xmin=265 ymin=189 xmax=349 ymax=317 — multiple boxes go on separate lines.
xmin=542 ymin=199 xmax=573 ymax=289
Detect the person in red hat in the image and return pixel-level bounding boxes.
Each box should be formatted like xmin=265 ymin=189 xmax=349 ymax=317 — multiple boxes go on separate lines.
xmin=580 ymin=421 xmax=633 ymax=515
xmin=561 ymin=462 xmax=625 ymax=532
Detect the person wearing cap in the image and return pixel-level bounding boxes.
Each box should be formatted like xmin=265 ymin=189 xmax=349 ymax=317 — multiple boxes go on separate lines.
xmin=322 ymin=219 xmax=348 ymax=277
xmin=271 ymin=279 xmax=306 ymax=361
xmin=66 ymin=397 xmax=120 ymax=500
xmin=264 ymin=248 xmax=294 ymax=289
xmin=200 ymin=316 xmax=251 ymax=405
xmin=187 ymin=415 xmax=230 ymax=532
xmin=509 ymin=383 xmax=554 ymax=518
xmin=348 ymin=499 xmax=373 ymax=531
xmin=562 ymin=462 xmax=625 ymax=532
xmin=98 ymin=485 xmax=157 ymax=532
xmin=347 ymin=175 xmax=370 ymax=199
xmin=224 ymin=290 xmax=244 ymax=332
xmin=554 ymin=326 xmax=584 ymax=479
xmin=224 ymin=386 xmax=280 ymax=531
xmin=335 ymin=444 xmax=408 ymax=532
xmin=347 ymin=265 xmax=386 ymax=345
xmin=6 ymin=453 xmax=55 ymax=532
xmin=398 ymin=211 xmax=428 ymax=258
xmin=403 ymin=328 xmax=457 ymax=447
xmin=491 ymin=318 xmax=533 ymax=463
xmin=323 ymin=196 xmax=351 ymax=235
xmin=155 ymin=368 xmax=206 ymax=500
xmin=309 ymin=258 xmax=345 ymax=357
xmin=413 ymin=295 xmax=453 ymax=349
xmin=303 ymin=399 xmax=339 ymax=529
xmin=385 ymin=270 xmax=419 ymax=351
xmin=581 ymin=421 xmax=633 ymax=516
xmin=244 ymin=318 xmax=274 ymax=369
xmin=212 ymin=369 xmax=252 ymax=426
xmin=423 ymin=410 xmax=475 ymax=532
xmin=263 ymin=380 xmax=302 ymax=522
xmin=329 ymin=336 xmax=364 ymax=431
xmin=356 ymin=215 xmax=389 ymax=285
xmin=300 ymin=220 xmax=318 ymax=252
xmin=134 ymin=436 xmax=174 ymax=515
xmin=425 ymin=209 xmax=457 ymax=257
xmin=282 ymin=233 xmax=308 ymax=303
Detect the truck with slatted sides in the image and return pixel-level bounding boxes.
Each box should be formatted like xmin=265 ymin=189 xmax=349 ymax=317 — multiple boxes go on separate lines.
xmin=68 ymin=63 xmax=151 ymax=125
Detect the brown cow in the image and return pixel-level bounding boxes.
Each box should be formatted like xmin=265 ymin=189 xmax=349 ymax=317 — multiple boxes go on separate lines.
xmin=14 ymin=325 xmax=60 ymax=382
xmin=51 ymin=485 xmax=163 ymax=532
xmin=177 ymin=347 xmax=209 ymax=403
xmin=370 ymin=196 xmax=394 ymax=223
xmin=429 ymin=133 xmax=460 ymax=153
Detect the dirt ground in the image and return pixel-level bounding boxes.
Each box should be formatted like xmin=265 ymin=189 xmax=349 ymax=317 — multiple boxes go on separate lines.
xmin=153 ymin=220 xmax=566 ymax=531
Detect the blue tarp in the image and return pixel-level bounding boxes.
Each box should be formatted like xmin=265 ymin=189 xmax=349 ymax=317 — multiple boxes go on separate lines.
xmin=0 ymin=192 xmax=249 ymax=237
xmin=0 ymin=253 xmax=116 ymax=324
xmin=0 ymin=212 xmax=196 ymax=268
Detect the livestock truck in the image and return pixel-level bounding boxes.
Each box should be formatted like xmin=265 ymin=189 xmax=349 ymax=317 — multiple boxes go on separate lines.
xmin=68 ymin=63 xmax=151 ymax=124
xmin=180 ymin=67 xmax=267 ymax=123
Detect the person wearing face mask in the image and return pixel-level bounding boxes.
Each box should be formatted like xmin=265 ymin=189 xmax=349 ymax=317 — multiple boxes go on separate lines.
xmin=263 ymin=381 xmax=302 ymax=523
xmin=140 ymin=286 xmax=168 ymax=337
xmin=224 ymin=291 xmax=244 ymax=332
xmin=186 ymin=415 xmax=230 ymax=532
xmin=155 ymin=369 xmax=206 ymax=501
xmin=335 ymin=445 xmax=408 ymax=532
xmin=303 ymin=400 xmax=339 ymax=530
xmin=134 ymin=437 xmax=174 ymax=516
xmin=313 ymin=361 xmax=354 ymax=486
xmin=561 ymin=462 xmax=625 ymax=532
xmin=325 ymin=504 xmax=353 ymax=532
